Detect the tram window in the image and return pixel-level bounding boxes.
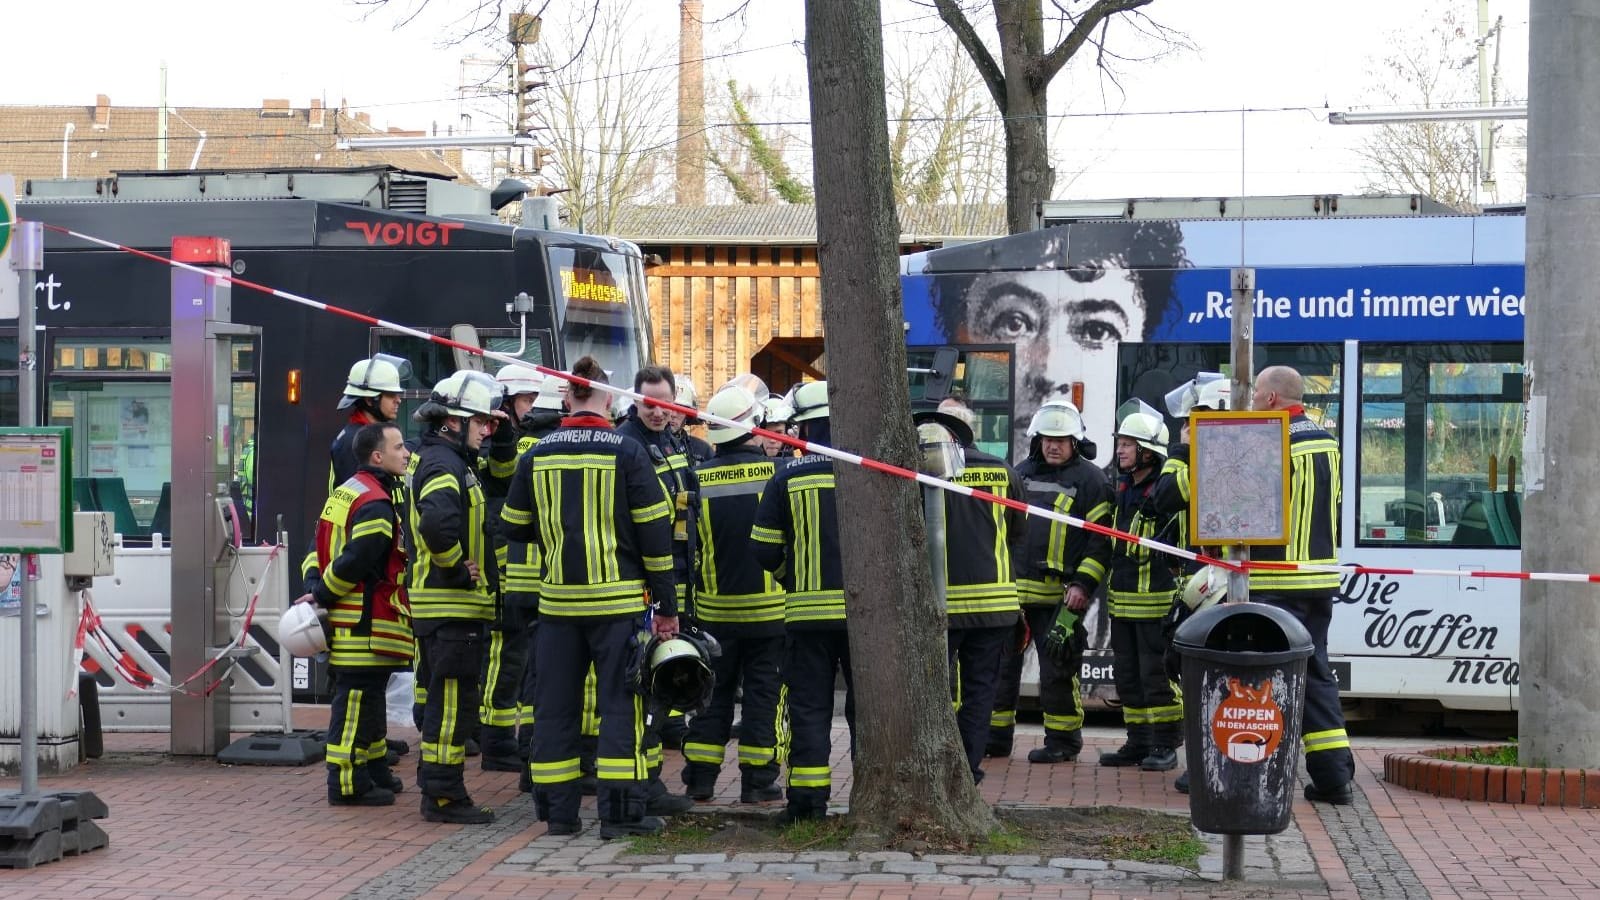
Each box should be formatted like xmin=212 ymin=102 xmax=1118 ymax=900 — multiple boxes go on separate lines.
xmin=48 ymin=381 xmax=173 ymax=527
xmin=53 ymin=338 xmax=173 ymax=372
xmin=909 ymin=347 xmax=1013 ymax=461
xmin=373 ymin=330 xmax=455 ymax=394
xmin=1357 ymin=343 xmax=1523 ymax=548
xmin=0 ymin=376 xmax=15 ymax=424
xmin=1117 ymin=342 xmax=1342 ymax=437
xmin=480 ymin=328 xmax=555 ymax=368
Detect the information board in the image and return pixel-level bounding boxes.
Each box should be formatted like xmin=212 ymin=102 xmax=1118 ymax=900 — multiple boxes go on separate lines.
xmin=1188 ymin=411 xmax=1289 ymax=546
xmin=0 ymin=428 xmax=73 ymax=552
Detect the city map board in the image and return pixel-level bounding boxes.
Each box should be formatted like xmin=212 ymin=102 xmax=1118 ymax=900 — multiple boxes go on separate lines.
xmin=1188 ymin=410 xmax=1290 ymax=546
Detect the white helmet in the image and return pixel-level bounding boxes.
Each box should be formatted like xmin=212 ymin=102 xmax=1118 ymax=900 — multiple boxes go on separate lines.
xmin=705 ymin=384 xmax=763 ymax=444
xmin=643 ymin=636 xmax=716 ymax=714
xmin=762 ymin=396 xmax=794 ymax=428
xmin=1115 ymin=398 xmax=1169 ymax=456
xmin=723 ymin=373 xmax=771 ymax=403
xmin=532 ymin=372 xmax=569 ymax=410
xmin=1028 ymin=401 xmax=1087 ymax=440
xmin=1181 ymin=565 xmax=1229 ymax=612
xmin=1193 ymin=377 xmax=1231 ymax=411
xmin=277 ymin=603 xmax=329 ymax=658
xmin=674 ymin=377 xmax=700 ymax=410
xmin=1165 ymin=372 xmax=1230 ymax=417
xmin=428 ymin=370 xmax=503 ymax=418
xmin=495 ymin=363 xmax=544 ymax=398
xmin=788 ymin=381 xmax=829 ymax=423
xmin=339 ymin=353 xmax=408 ymax=408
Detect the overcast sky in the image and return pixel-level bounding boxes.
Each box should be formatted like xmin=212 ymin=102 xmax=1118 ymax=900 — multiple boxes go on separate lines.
xmin=9 ymin=0 xmax=1530 ymax=202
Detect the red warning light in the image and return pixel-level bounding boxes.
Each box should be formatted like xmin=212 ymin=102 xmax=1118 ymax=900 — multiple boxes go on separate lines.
xmin=172 ymin=236 xmax=232 ymax=266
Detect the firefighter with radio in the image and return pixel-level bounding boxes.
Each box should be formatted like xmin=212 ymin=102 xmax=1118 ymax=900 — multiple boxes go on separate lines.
xmin=751 ymin=381 xmax=852 ymax=823
xmin=680 ymin=383 xmax=787 ymax=804
xmin=617 ymin=366 xmax=697 ymax=754
xmin=297 ymin=422 xmax=413 ymax=807
xmin=916 ymin=405 xmax=1027 ymax=783
xmin=474 ymin=364 xmax=560 ymax=773
xmin=409 ymin=370 xmax=503 ymax=824
xmin=989 ymin=400 xmax=1113 ymax=764
xmin=501 ymin=356 xmax=681 ymax=838
xmin=1098 ymin=401 xmax=1189 ymax=773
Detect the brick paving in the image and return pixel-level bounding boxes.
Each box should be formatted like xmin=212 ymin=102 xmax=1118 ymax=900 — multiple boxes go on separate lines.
xmin=3 ymin=708 xmax=1598 ymax=899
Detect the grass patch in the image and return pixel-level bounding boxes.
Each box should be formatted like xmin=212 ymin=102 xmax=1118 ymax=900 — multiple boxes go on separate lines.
xmin=622 ymin=806 xmax=1203 ymax=870
xmin=1435 ymin=744 xmax=1519 ymax=766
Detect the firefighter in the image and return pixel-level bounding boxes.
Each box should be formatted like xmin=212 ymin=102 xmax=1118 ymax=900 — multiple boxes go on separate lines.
xmin=616 ymin=366 xmax=695 ymax=755
xmin=1098 ymin=402 xmax=1188 ymax=773
xmin=989 ymin=401 xmax=1112 ymax=763
xmin=916 ymin=406 xmax=1026 ymax=784
xmin=297 ymin=422 xmax=413 ymax=806
xmin=1250 ymin=366 xmax=1355 ymax=804
xmin=758 ymin=396 xmax=796 ymax=458
xmin=474 ymin=364 xmax=549 ymax=773
xmin=668 ymin=377 xmax=714 ymax=464
xmin=680 ymin=384 xmax=786 ymax=803
xmin=751 ymin=381 xmax=852 ymax=823
xmin=501 ymin=355 xmax=681 ymax=839
xmin=409 ymin=370 xmax=503 ymax=824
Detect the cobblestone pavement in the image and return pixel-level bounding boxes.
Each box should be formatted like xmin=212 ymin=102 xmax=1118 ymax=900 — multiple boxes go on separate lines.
xmin=5 ymin=708 xmax=1600 ymax=899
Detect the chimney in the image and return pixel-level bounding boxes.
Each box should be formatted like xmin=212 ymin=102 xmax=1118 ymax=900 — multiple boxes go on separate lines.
xmin=259 ymin=98 xmax=292 ymax=118
xmin=675 ymin=1 xmax=706 ymax=205
xmin=92 ymin=94 xmax=111 ymax=130
xmin=309 ymin=98 xmax=325 ymax=129
xmin=355 ymin=112 xmax=372 ymax=127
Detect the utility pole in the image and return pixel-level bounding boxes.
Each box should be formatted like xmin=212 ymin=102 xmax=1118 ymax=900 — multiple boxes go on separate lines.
xmin=1476 ymin=0 xmax=1504 ymax=202
xmin=1520 ymin=0 xmax=1600 ymax=769
xmin=676 ymin=0 xmax=707 ymax=204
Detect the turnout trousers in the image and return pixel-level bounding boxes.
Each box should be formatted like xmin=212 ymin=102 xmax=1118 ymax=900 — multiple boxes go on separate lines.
xmin=480 ymin=603 xmax=536 ymax=760
xmin=947 ymin=626 xmax=1011 ymax=781
xmin=782 ymin=629 xmax=854 ymax=817
xmin=417 ymin=621 xmax=486 ymax=803
xmin=1110 ymin=616 xmax=1183 ymax=750
xmin=682 ymin=632 xmax=786 ymax=792
xmin=1254 ymin=591 xmax=1354 ymax=790
xmin=991 ymin=605 xmax=1086 ymax=756
xmin=326 ymin=666 xmax=402 ymax=797
xmin=528 ymin=617 xmax=648 ymax=828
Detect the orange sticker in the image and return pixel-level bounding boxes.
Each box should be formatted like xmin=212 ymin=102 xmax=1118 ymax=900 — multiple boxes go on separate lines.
xmin=1210 ymin=677 xmax=1284 ymax=764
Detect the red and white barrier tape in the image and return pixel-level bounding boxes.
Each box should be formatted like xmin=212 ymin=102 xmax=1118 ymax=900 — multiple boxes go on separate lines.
xmin=30 ymin=221 xmax=1600 ymax=587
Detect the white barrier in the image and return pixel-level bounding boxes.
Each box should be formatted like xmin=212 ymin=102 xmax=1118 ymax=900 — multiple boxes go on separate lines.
xmin=0 ymin=554 xmax=82 ymax=775
xmin=79 ymin=540 xmax=291 ymax=733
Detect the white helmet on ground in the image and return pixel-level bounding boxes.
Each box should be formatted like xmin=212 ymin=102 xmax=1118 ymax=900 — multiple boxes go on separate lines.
xmin=278 ymin=603 xmax=329 ymax=658
xmin=705 ymin=384 xmax=763 ymax=444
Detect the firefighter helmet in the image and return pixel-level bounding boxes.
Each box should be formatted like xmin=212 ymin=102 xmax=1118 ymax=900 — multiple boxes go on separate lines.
xmin=338 ymin=353 xmax=409 ymax=408
xmin=762 ymin=396 xmax=794 ymax=428
xmin=1193 ymin=377 xmax=1231 ymax=411
xmin=427 ymin=370 xmax=503 ymax=418
xmin=723 ymin=373 xmax=771 ymax=402
xmin=1181 ymin=565 xmax=1229 ymax=612
xmin=632 ymin=629 xmax=719 ymax=714
xmin=495 ymin=363 xmax=544 ymax=398
xmin=1115 ymin=399 xmax=1169 ymax=456
xmin=788 ymin=381 xmax=830 ymax=422
xmin=1027 ymin=401 xmax=1087 ymax=440
xmin=705 ymin=384 xmax=763 ymax=444
xmin=278 ymin=602 xmax=329 ymax=658
xmin=1164 ymin=372 xmax=1229 ymax=417
xmin=674 ymin=377 xmax=700 ymax=411
xmin=532 ymin=372 xmax=569 ymax=410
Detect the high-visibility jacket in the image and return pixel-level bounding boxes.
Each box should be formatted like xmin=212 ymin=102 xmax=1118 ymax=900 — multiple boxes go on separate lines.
xmin=500 ymin=411 xmax=677 ymax=621
xmin=408 ymin=431 xmax=496 ymax=622
xmin=690 ymin=442 xmax=783 ymax=637
xmin=302 ymin=411 xmax=411 ymax=588
xmin=618 ymin=413 xmax=695 ymax=602
xmin=498 ymin=410 xmax=563 ymax=609
xmin=940 ymin=446 xmax=1025 ymax=629
xmin=1013 ymin=453 xmax=1113 ymax=607
xmin=751 ymin=451 xmax=845 ymax=630
xmin=310 ymin=467 xmax=413 ymax=667
xmin=1251 ymin=408 xmax=1341 ymax=596
xmin=1103 ymin=457 xmax=1189 ymax=620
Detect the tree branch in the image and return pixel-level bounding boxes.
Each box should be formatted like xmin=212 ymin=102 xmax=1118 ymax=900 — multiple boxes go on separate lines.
xmin=932 ymin=0 xmax=1008 ymax=113
xmin=1038 ymin=0 xmax=1153 ymax=84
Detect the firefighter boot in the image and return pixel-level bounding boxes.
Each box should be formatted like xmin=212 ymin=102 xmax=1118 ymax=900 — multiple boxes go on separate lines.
xmin=1141 ymin=721 xmax=1182 ymax=771
xmin=986 ymin=724 xmax=1015 ymax=759
xmin=682 ymin=761 xmax=719 ymax=802
xmin=740 ymin=764 xmax=783 ymax=803
xmin=599 ymin=787 xmax=664 ymax=839
xmin=1099 ymin=724 xmax=1152 ymax=767
xmin=480 ymin=724 xmax=522 ymax=772
xmin=1027 ymin=730 xmax=1081 ymax=764
xmin=421 ymin=795 xmax=495 ymax=824
xmin=643 ymin=773 xmax=694 ymax=816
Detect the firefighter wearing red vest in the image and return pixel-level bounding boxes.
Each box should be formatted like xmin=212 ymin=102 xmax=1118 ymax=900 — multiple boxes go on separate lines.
xmin=297 ymin=422 xmax=413 ymax=807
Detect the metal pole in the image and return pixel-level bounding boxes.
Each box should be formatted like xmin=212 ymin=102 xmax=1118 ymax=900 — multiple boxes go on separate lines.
xmin=923 ymin=484 xmax=947 ymax=612
xmin=1520 ymin=0 xmax=1600 ymax=770
xmin=1222 ymin=265 xmax=1255 ymax=881
xmin=13 ymin=221 xmax=43 ymax=795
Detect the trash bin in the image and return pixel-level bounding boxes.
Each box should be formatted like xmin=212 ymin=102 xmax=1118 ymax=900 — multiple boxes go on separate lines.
xmin=1172 ymin=602 xmax=1314 ymax=835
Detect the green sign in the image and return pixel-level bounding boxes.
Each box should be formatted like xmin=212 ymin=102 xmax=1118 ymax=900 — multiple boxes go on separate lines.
xmin=0 ymin=173 xmax=14 ymax=319
xmin=0 ymin=428 xmax=74 ymax=553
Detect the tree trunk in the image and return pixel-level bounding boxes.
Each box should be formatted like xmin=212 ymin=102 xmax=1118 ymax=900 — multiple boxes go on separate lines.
xmin=804 ymin=0 xmax=995 ymax=841
xmin=997 ymin=0 xmax=1054 ymax=234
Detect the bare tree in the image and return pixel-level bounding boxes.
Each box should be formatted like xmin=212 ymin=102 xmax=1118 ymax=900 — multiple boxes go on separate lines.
xmin=529 ymin=0 xmax=677 ymax=233
xmin=885 ymin=33 xmax=1006 ymax=206
xmin=806 ymin=0 xmax=994 ymax=841
xmin=1352 ymin=5 xmax=1487 ymax=212
xmin=931 ymin=0 xmax=1180 ymax=234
